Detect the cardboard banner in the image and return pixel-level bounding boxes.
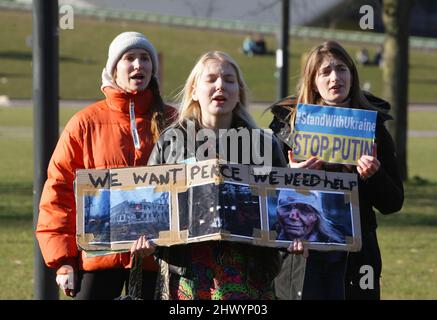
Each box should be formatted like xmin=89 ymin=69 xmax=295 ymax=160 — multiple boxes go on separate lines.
xmin=293 ymin=103 xmax=377 ymax=165
xmin=75 ymin=159 xmax=361 ymax=252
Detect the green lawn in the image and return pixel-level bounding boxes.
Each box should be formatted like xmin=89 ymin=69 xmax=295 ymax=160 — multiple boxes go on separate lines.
xmin=0 ymin=106 xmax=436 ymax=299
xmin=409 ymin=111 xmax=437 ymax=131
xmin=1 ymin=7 xmax=436 ymax=300
xmin=378 ymin=180 xmax=437 ymax=299
xmin=1 ymin=10 xmax=437 ymax=103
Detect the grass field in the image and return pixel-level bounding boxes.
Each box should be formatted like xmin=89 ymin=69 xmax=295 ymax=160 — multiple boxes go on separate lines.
xmin=1 ymin=10 xmax=437 ymax=103
xmin=1 ymin=8 xmax=437 ymax=300
xmin=0 ymin=106 xmax=436 ymax=299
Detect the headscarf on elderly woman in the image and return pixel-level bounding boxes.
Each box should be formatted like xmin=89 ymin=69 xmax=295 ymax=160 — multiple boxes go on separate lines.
xmin=275 ymin=189 xmax=344 ymax=243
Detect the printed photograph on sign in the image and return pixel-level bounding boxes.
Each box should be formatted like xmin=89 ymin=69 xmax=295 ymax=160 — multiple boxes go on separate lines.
xmin=180 ymin=182 xmax=261 ymax=239
xmin=219 ymin=182 xmax=261 ymax=238
xmin=267 ymin=188 xmax=353 ymax=244
xmin=108 ymin=187 xmax=170 ymax=242
xmin=83 ymin=189 xmax=111 ymax=244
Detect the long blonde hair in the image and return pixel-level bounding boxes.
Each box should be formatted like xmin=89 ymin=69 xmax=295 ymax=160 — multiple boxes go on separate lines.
xmin=297 ymin=41 xmax=372 ymax=110
xmin=177 ymin=51 xmax=258 ymax=129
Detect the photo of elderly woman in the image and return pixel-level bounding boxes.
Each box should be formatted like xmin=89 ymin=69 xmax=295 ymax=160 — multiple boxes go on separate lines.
xmin=267 ymin=189 xmax=353 ymax=244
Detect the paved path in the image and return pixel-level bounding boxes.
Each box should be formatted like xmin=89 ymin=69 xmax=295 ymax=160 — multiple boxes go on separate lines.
xmin=2 ymin=100 xmax=437 ymax=138
xmin=1 ymin=126 xmax=435 ymax=138
xmin=5 ymin=99 xmax=437 ymax=111
xmin=250 ymin=102 xmax=437 ymax=112
xmin=3 ymin=99 xmax=437 ymax=137
xmin=408 ymin=131 xmax=437 ymax=137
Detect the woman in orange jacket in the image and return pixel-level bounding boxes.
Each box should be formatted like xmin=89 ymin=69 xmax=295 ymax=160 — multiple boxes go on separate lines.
xmin=36 ymin=31 xmax=177 ymax=299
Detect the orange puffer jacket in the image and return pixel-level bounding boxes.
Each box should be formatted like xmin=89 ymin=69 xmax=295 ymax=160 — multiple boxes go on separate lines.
xmin=36 ymin=86 xmax=177 ymax=272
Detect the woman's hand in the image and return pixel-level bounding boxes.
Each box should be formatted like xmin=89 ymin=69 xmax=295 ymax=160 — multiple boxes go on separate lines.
xmin=357 ymin=143 xmax=380 ymax=180
xmin=130 ymin=235 xmax=156 ymax=258
xmin=288 ymin=151 xmax=324 ymax=170
xmin=287 ymin=239 xmax=309 ymax=258
xmin=357 ymin=155 xmax=380 ymax=179
xmin=56 ymin=265 xmax=76 ymax=297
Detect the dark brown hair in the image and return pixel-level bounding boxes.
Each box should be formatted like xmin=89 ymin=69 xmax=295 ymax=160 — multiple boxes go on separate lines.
xmin=297 ymin=41 xmax=372 ymax=109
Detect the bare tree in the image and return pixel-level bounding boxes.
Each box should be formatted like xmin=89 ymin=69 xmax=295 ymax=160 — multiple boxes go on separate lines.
xmin=180 ymin=0 xmax=200 ymax=17
xmin=243 ymin=0 xmax=280 ymax=18
xmin=382 ymin=0 xmax=414 ymax=181
xmin=179 ymin=0 xmax=219 ymax=18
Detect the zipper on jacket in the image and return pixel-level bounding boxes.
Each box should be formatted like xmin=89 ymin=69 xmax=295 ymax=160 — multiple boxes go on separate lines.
xmin=129 ymin=100 xmax=141 ymax=150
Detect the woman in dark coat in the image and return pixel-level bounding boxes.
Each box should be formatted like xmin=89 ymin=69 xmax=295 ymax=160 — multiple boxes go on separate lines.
xmin=269 ymin=41 xmax=404 ymax=300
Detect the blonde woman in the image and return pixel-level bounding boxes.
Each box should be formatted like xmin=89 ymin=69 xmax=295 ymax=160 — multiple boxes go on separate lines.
xmin=145 ymin=51 xmax=305 ymax=300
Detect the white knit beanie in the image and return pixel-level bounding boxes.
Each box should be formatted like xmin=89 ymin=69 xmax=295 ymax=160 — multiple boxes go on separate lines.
xmin=105 ymin=31 xmax=158 ymax=78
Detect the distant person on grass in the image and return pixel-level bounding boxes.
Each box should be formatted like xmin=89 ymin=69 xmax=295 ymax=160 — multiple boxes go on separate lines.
xmin=242 ymin=34 xmax=268 ymax=56
xmin=356 ymin=48 xmax=370 ymax=65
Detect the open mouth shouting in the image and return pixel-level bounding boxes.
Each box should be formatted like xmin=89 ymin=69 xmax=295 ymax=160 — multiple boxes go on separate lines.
xmin=329 ymin=84 xmax=343 ymax=92
xmin=130 ymin=73 xmax=145 ymax=83
xmin=212 ymin=94 xmax=227 ymax=104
